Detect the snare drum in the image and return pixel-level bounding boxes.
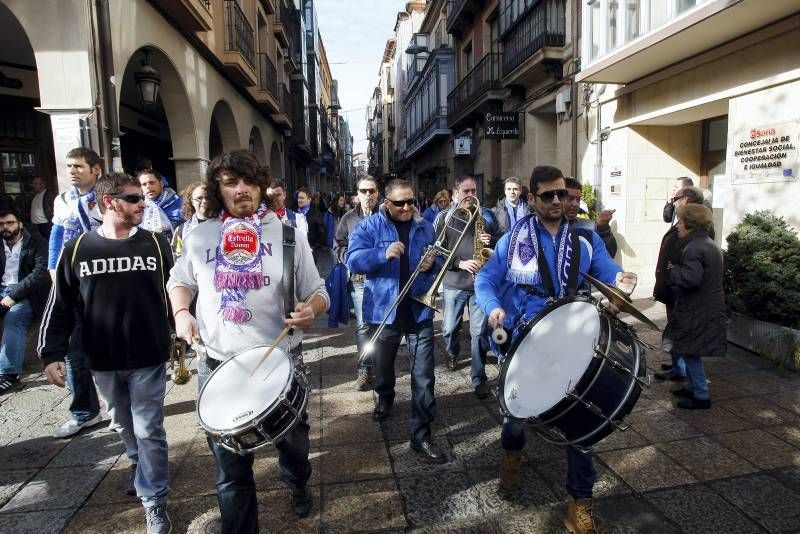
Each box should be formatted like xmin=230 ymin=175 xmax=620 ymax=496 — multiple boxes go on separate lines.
xmin=498 ymin=297 xmax=647 ymax=447
xmin=197 ymin=346 xmax=309 ymax=454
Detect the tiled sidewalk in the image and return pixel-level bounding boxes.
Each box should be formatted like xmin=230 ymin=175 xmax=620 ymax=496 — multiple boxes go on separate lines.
xmin=2 ymin=299 xmax=800 ymax=533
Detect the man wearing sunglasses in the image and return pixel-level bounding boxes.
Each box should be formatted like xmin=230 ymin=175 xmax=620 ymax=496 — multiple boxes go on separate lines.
xmin=40 ymin=172 xmax=174 ymax=534
xmin=333 ymin=176 xmax=380 ymax=391
xmin=347 ymin=179 xmax=446 ymax=464
xmin=475 ymin=165 xmax=637 ymax=533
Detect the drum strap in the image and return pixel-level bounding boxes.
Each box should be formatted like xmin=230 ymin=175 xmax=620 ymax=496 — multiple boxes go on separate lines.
xmin=282 ymin=224 xmax=296 ymax=322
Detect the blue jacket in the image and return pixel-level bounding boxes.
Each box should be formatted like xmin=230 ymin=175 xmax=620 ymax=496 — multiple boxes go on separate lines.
xmin=475 ymin=215 xmax=622 ymax=337
xmin=346 ymin=206 xmax=440 ymax=325
xmin=325 ymin=262 xmax=351 ymax=327
xmin=323 ymin=210 xmax=337 ymax=249
xmin=422 ymin=205 xmax=441 ymax=224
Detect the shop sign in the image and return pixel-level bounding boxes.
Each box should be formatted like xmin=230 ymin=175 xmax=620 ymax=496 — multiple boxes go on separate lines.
xmin=731 ymin=120 xmax=800 ymax=183
xmin=485 ymin=112 xmax=520 ymax=140
xmin=454 ymin=136 xmax=471 ymax=156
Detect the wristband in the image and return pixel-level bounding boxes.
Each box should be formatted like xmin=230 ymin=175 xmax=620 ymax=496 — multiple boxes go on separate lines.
xmin=173 ymin=307 xmax=190 ymax=318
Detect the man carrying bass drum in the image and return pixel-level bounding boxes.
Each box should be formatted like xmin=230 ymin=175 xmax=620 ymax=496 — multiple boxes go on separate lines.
xmin=475 ymin=165 xmax=637 ymax=534
xmin=168 ymin=150 xmax=329 ymax=533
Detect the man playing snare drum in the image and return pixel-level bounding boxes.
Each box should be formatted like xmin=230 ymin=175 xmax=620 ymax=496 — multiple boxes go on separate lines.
xmin=168 ymin=150 xmax=328 ymax=533
xmin=475 ymin=165 xmax=637 ymax=534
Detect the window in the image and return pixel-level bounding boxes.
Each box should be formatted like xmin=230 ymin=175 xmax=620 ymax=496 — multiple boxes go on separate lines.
xmin=587 ymin=0 xmax=602 ymax=61
xmin=607 ymin=1 xmax=620 ymax=53
xmin=625 ymin=0 xmax=643 ymax=42
xmin=463 ymin=42 xmax=473 ymax=73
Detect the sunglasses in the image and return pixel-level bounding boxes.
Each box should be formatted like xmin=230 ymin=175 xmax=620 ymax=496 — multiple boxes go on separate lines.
xmin=536 ymin=189 xmax=568 ymax=202
xmin=358 ymin=188 xmax=376 ymax=194
xmin=388 ymin=198 xmax=415 ymax=207
xmin=111 ymin=194 xmax=145 ymax=204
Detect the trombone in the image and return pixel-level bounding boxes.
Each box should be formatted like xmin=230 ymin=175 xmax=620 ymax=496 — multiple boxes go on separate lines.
xmin=357 ymin=197 xmax=484 ymax=367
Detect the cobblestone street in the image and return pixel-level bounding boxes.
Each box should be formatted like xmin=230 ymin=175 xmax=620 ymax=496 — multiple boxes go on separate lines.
xmin=2 ymin=295 xmax=800 ymax=533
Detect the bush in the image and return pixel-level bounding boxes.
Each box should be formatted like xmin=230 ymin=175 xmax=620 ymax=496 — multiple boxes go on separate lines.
xmin=724 ymin=211 xmax=800 ymax=329
xmin=581 ymin=184 xmax=597 ymax=220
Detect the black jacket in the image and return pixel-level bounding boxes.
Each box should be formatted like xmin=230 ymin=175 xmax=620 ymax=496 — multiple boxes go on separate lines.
xmin=0 ymin=229 xmax=50 ymax=316
xmin=298 ymin=205 xmax=326 ymax=250
xmin=663 ymin=230 xmax=726 ymax=358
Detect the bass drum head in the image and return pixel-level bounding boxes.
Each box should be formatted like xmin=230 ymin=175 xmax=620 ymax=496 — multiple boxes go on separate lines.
xmin=502 ymin=300 xmax=600 ymax=419
xmin=198 ymin=346 xmax=292 ymax=433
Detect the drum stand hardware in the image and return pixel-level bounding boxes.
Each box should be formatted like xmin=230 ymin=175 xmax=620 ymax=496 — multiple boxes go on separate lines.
xmin=592 ymin=346 xmax=652 ymax=389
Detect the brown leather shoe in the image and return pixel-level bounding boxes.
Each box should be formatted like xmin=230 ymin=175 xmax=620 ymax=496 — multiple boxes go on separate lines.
xmin=564 ymin=496 xmax=597 ymax=534
xmin=499 ymin=448 xmax=522 ymax=492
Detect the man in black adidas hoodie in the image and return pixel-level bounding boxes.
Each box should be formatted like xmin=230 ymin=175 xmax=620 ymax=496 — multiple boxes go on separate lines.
xmin=38 ymin=173 xmax=174 ymax=534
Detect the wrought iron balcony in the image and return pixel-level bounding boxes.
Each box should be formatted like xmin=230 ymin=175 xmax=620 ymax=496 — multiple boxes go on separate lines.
xmin=447 ymin=53 xmax=502 ymax=127
xmin=257 ymin=53 xmax=278 ymax=96
xmin=500 ymin=0 xmax=566 ymax=79
xmin=224 ymin=0 xmax=255 ymax=68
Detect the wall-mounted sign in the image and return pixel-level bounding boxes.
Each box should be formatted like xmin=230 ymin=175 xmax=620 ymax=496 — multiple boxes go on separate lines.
xmin=485 ymin=112 xmax=520 ymax=140
xmin=454 ymin=136 xmax=471 ymax=156
xmin=731 ymin=120 xmax=799 ymax=183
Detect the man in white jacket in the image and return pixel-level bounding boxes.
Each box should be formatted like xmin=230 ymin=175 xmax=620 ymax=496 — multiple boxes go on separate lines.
xmin=167 ymin=150 xmax=328 ymax=533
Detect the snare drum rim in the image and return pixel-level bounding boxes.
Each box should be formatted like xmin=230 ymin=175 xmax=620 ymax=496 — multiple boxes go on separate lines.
xmin=497 ymin=296 xmax=599 ymax=419
xmin=196 ymin=348 xmax=297 ymax=437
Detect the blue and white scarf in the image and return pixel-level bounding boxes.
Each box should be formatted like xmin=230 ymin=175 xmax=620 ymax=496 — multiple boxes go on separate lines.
xmin=62 ymin=186 xmax=100 ymax=242
xmin=142 ymin=188 xmax=178 ymax=239
xmin=506 ymin=215 xmax=573 ymax=298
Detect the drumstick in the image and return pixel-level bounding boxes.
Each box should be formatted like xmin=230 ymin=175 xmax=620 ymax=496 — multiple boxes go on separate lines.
xmin=248 ymin=296 xmax=313 ymax=377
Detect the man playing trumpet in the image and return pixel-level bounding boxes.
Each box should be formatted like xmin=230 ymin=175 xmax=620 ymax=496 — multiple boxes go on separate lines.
xmin=346 ymin=179 xmax=446 ymax=464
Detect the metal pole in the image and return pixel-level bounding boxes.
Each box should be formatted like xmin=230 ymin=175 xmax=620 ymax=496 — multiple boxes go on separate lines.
xmin=95 ymin=0 xmax=123 ymax=173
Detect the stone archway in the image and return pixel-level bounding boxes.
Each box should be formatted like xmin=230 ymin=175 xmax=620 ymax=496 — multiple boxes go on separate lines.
xmin=119 ymin=46 xmax=197 ymax=189
xmin=209 ymin=100 xmax=240 ymax=159
xmin=248 ymin=126 xmax=266 ymax=165
xmin=269 ymin=141 xmax=282 ymax=180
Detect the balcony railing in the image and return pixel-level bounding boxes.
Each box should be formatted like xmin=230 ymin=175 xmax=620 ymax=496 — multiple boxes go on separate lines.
xmin=447 ymin=53 xmax=502 ymax=117
xmin=431 ymin=18 xmax=452 ymax=50
xmin=224 ymin=0 xmax=255 ymax=67
xmin=257 ymin=53 xmax=278 ymax=96
xmin=281 ymin=85 xmax=291 ymax=114
xmin=500 ymin=0 xmax=566 ymax=78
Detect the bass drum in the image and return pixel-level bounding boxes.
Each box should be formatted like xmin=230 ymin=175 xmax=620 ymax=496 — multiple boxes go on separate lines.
xmin=197 ymin=346 xmax=309 ymax=454
xmin=498 ymin=297 xmax=647 ymax=447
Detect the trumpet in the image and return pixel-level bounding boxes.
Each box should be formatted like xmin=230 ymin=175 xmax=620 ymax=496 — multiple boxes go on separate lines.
xmin=358 ymin=197 xmax=485 ymax=367
xmin=169 ymin=332 xmax=191 ymax=385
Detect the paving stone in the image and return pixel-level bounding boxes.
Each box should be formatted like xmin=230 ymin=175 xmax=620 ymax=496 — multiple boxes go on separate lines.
xmin=593 ymin=427 xmax=650 ymax=452
xmin=47 ymin=427 xmax=126 ymax=468
xmin=672 ymin=402 xmax=755 ymax=434
xmin=0 ymin=509 xmax=77 ymax=534
xmin=321 ymin=354 xmax=359 ymax=375
xmin=699 ymin=375 xmax=753 ymax=401
xmin=494 ymin=504 xmax=565 ymax=533
xmin=711 ymin=473 xmax=800 ymax=532
xmin=719 ymin=396 xmax=800 ymax=426
xmin=440 ymin=404 xmax=497 ymax=436
xmin=378 ymin=408 xmax=448 ymax=442
xmin=321 ymin=412 xmax=385 ymax=445
xmin=600 ymin=445 xmax=696 ymax=492
xmin=323 ymin=478 xmax=407 ymax=533
xmin=255 ymin=487 xmax=321 ymax=532
xmin=0 ymin=436 xmax=69 ymax=469
xmin=627 ymin=408 xmax=701 ymax=443
xmin=396 ymin=471 xmax=484 ymax=527
xmin=320 ymin=441 xmax=393 ymax=483
xmin=538 ymin=453 xmax=633 ymax=499
xmin=520 ymin=429 xmax=565 ymax=462
xmin=593 ymin=494 xmax=681 ymax=533
xmin=1 ymin=465 xmax=111 ymax=512
xmin=171 ymin=455 xmax=218 ymax=497
xmin=728 ymin=370 xmax=797 ymax=395
xmin=448 ymin=429 xmax=502 ymax=469
xmin=320 ymin=390 xmax=375 ymax=417
xmin=319 ymin=372 xmax=361 ymax=394
xmin=771 ymin=390 xmax=800 ymax=416
xmin=770 ymin=465 xmax=800 ymax=494
xmin=645 ymin=484 xmax=764 ymax=534
xmin=655 ymin=436 xmax=758 ymax=481
xmin=83 ymin=456 xmax=141 ymax=506
xmin=0 ymin=468 xmax=37 ymax=508
xmin=408 ymin=516 xmax=502 ymax=533
xmin=713 ymin=429 xmax=800 ymax=469
xmin=387 ymin=439 xmax=462 ymax=477
xmin=466 ymin=466 xmax=559 ymax=514
xmin=701 ymin=357 xmax=757 ymax=376
xmin=765 ymin=424 xmax=800 ymax=449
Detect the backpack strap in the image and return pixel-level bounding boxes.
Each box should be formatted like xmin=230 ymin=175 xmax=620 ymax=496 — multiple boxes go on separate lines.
xmin=565 ymin=225 xmax=582 ymax=296
xmin=282 ymin=223 xmax=296 ymax=321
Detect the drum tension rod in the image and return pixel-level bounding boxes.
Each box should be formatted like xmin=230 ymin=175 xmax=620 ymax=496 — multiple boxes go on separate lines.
xmin=564 ymin=390 xmax=631 ymax=433
xmin=593 ymin=347 xmax=652 ymax=389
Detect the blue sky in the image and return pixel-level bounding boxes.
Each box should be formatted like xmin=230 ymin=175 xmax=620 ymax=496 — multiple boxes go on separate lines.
xmin=314 ymin=0 xmax=408 ymax=155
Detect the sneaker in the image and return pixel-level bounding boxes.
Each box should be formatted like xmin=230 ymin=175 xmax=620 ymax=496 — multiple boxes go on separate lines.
xmin=290 ymin=487 xmax=312 ymax=518
xmin=126 ymin=464 xmax=137 ymax=496
xmin=145 ymin=503 xmax=172 ymax=534
xmin=0 ymin=374 xmax=20 ymax=394
xmin=355 ymin=370 xmax=372 ymax=391
xmin=52 ymin=413 xmax=103 ymax=438
xmin=446 ymin=355 xmax=458 ymax=371
xmin=564 ymin=496 xmax=596 ymax=534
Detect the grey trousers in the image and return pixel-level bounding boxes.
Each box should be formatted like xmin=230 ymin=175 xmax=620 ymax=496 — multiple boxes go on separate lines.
xmin=92 ymin=364 xmax=170 ymax=507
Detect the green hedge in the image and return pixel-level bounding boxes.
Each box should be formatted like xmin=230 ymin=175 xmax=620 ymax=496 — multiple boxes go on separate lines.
xmin=724 ymin=211 xmax=800 ymax=329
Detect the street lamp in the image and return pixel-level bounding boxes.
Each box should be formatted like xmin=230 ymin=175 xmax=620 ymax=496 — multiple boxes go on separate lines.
xmin=135 ymin=49 xmax=162 ymax=107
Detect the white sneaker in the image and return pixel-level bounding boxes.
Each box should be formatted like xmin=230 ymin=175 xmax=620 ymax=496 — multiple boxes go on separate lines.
xmin=52 ymin=413 xmax=103 ymax=438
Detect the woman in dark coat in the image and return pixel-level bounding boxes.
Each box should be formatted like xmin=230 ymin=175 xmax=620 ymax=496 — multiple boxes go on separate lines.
xmin=664 ymin=203 xmax=726 ymax=409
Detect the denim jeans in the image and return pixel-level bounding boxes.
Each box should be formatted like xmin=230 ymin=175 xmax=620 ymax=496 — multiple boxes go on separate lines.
xmin=198 ymin=355 xmax=311 ymax=534
xmin=0 ymin=285 xmax=33 ymax=375
xmin=65 ymin=321 xmax=100 ymax=423
xmin=667 ymin=353 xmax=687 ymax=378
xmin=92 ymin=364 xmax=169 ymax=507
xmin=441 ymin=287 xmax=489 ymax=386
xmin=501 ymin=417 xmax=597 ymax=499
xmin=351 ymin=280 xmax=370 ymax=372
xmin=681 ymin=355 xmax=710 ymax=401
xmin=369 ymin=320 xmax=436 ymax=443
